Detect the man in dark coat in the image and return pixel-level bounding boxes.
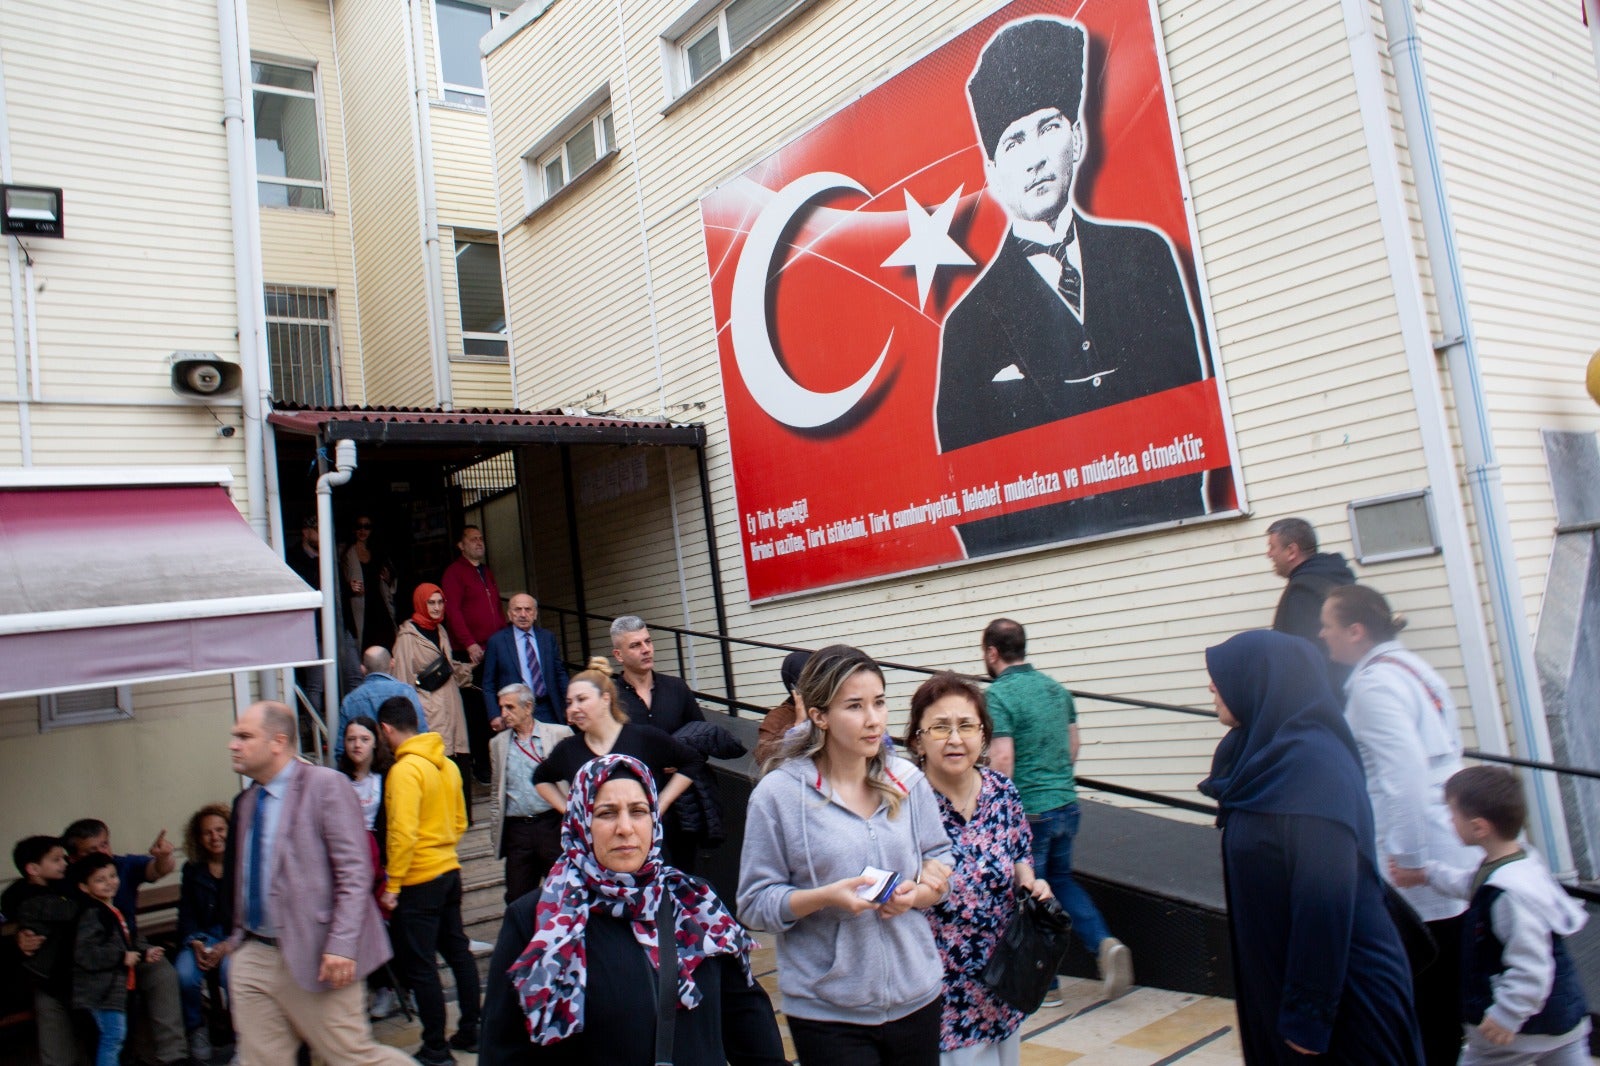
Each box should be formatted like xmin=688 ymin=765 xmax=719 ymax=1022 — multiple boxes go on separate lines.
xmin=936 ymin=17 xmax=1208 ymax=557
xmin=1266 ymin=516 xmax=1357 ymax=642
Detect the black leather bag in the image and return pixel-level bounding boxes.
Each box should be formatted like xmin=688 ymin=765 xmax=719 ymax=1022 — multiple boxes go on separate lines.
xmin=981 ymin=888 xmax=1074 ymax=1013
xmin=414 ymin=654 xmax=453 ymax=693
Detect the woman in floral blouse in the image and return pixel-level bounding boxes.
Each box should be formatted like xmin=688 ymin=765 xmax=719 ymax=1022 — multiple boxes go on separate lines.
xmin=903 ymin=672 xmax=1052 ymax=1066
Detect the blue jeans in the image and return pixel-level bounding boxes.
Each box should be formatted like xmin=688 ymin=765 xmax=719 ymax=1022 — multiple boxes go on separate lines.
xmin=176 ymin=939 xmax=231 ymax=1032
xmin=1029 ymin=802 xmax=1111 ymax=954
xmin=88 ymin=1008 xmax=126 ymax=1066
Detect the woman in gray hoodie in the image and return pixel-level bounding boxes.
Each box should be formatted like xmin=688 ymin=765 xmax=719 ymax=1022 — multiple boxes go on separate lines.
xmin=737 ymin=645 xmax=954 ymax=1066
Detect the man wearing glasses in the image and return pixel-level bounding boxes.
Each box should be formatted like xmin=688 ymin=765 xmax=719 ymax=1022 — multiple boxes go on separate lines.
xmin=982 ymin=617 xmax=1133 ymax=1002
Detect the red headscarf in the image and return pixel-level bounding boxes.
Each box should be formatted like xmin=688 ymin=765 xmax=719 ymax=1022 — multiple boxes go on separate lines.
xmin=411 ymin=583 xmax=443 ymax=630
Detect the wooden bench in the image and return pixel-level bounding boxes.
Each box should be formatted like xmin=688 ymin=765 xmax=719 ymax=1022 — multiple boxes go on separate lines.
xmin=136 ymin=880 xmax=182 ymax=947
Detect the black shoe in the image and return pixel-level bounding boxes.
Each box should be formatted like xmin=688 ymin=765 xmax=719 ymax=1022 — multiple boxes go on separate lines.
xmin=414 ymin=1045 xmax=454 ymax=1066
xmin=448 ymin=1027 xmax=479 ymax=1053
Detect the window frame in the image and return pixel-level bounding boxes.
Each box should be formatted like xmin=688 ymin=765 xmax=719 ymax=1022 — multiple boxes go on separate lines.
xmin=263 ymin=284 xmax=343 ymax=406
xmin=251 ymin=56 xmax=331 ymax=212
xmin=39 ymin=687 xmax=134 ymax=732
xmin=520 ymin=87 xmax=617 ymax=215
xmin=660 ymin=0 xmax=815 ymax=102
xmin=431 ymin=0 xmax=512 ymax=109
xmin=451 ymin=234 xmax=509 ymax=362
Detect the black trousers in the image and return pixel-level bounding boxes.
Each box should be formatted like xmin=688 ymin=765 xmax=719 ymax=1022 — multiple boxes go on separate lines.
xmin=448 ymin=754 xmax=475 ymax=826
xmin=786 ymin=997 xmax=940 ymax=1066
xmin=502 ymin=811 xmax=563 ymax=903
xmin=662 ymin=821 xmax=700 ymax=877
xmin=462 ymin=663 xmax=492 ymax=779
xmin=390 ymin=869 xmax=480 ymax=1050
xmin=1417 ymin=913 xmax=1465 ymax=1066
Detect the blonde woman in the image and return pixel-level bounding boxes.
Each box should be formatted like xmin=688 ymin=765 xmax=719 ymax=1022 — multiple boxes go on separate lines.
xmin=737 ymin=644 xmax=954 ymax=1066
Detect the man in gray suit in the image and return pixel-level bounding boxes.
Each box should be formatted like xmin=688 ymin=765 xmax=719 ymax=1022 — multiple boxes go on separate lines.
xmin=220 ymin=701 xmax=410 ymax=1064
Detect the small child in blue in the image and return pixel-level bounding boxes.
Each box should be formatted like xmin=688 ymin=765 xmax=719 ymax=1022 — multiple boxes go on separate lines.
xmin=71 ymin=853 xmax=164 ymax=1066
xmin=1393 ymin=766 xmax=1590 ymax=1065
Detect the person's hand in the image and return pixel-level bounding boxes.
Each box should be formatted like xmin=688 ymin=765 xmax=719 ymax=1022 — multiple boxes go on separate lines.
xmin=878 ymin=880 xmax=919 ymax=918
xmin=1285 ymin=1040 xmax=1317 ymax=1055
xmin=124 ymin=951 xmax=141 ymax=968
xmin=468 ymin=643 xmax=485 ymax=665
xmin=318 ymin=953 xmax=356 ymax=989
xmin=380 ymin=890 xmax=398 ymax=913
xmin=17 ymin=929 xmax=45 ymax=955
xmin=1026 ymin=878 xmax=1054 ymax=901
xmin=195 ymin=943 xmax=219 ymax=971
xmin=490 ymin=716 xmax=505 ymax=732
xmin=350 ymin=579 xmax=365 ymax=595
xmin=144 ymin=946 xmax=164 ymax=963
xmin=1478 ymin=1017 xmax=1515 ymax=1046
xmin=918 ymin=859 xmax=951 ymax=899
xmin=149 ymin=828 xmax=174 ymax=863
xmin=1387 ymin=859 xmax=1427 ymax=888
xmin=829 ymin=875 xmax=883 ymax=915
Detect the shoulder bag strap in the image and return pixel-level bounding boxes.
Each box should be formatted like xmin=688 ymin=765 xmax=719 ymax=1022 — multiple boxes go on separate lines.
xmin=655 ymin=892 xmax=677 ymax=1066
xmin=1368 ymin=654 xmax=1445 ymax=716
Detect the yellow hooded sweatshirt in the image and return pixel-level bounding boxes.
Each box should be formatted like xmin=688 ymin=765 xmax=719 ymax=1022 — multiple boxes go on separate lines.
xmin=384 ymin=731 xmax=466 ymax=893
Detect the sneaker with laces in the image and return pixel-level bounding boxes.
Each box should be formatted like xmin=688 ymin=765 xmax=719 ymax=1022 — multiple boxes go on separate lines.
xmin=1098 ymin=937 xmax=1134 ymax=1001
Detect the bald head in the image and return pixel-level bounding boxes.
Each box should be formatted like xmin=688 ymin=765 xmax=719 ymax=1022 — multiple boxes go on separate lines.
xmin=362 ymin=646 xmax=393 ymax=675
xmin=230 ymin=700 xmax=295 ymax=783
xmin=507 ymin=593 xmax=537 ymax=631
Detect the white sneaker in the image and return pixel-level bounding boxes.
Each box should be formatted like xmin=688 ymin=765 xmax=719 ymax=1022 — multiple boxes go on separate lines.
xmin=1098 ymin=938 xmax=1134 ymax=1001
xmin=369 ymin=987 xmax=402 ymax=1020
xmin=468 ymin=939 xmax=494 ymax=957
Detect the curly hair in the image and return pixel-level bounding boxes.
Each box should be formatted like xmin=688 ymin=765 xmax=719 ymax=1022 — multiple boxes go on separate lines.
xmin=183 ymin=803 xmax=232 ymax=865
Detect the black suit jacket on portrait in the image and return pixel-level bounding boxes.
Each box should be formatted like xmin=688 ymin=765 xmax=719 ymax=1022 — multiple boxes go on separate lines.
xmin=935 ymin=214 xmax=1208 ymax=556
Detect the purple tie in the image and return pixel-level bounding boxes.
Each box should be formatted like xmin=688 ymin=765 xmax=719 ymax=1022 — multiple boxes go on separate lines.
xmin=523 ymin=632 xmax=547 ymax=698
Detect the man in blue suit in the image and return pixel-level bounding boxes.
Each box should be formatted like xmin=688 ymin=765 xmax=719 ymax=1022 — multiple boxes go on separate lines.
xmin=481 ymin=593 xmax=568 ymax=727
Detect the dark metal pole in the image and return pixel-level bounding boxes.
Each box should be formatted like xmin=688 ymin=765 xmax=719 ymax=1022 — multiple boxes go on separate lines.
xmin=693 ymin=444 xmax=737 ymax=711
xmin=559 ymin=445 xmax=590 ymax=663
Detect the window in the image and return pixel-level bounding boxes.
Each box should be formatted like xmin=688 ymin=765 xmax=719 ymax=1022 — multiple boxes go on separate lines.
xmin=253 ymin=60 xmax=327 ymax=209
xmin=39 ymin=687 xmax=133 ymax=732
xmin=436 ymin=0 xmax=508 ymax=106
xmin=264 ymin=286 xmax=340 ymax=405
xmin=672 ymin=0 xmax=805 ymax=92
xmin=532 ymin=107 xmax=614 ymax=202
xmin=454 ymin=237 xmax=507 ymax=359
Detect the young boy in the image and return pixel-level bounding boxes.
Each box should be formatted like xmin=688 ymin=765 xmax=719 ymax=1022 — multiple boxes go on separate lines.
xmin=71 ymin=853 xmax=163 ymax=1066
xmin=1393 ymin=766 xmax=1591 ymax=1064
xmin=2 ymin=835 xmax=82 ymax=1065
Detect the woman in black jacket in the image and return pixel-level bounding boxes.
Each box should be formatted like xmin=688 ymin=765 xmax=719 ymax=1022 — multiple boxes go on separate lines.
xmin=176 ymin=803 xmax=231 ymax=1060
xmin=479 ymin=753 xmax=784 ymax=1065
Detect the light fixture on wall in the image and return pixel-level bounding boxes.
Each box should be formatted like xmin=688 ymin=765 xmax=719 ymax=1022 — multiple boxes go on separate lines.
xmin=1 ymin=185 xmax=64 ymax=238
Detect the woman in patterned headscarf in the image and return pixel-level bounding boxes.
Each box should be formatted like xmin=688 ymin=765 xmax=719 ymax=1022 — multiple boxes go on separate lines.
xmin=478 ymin=754 xmax=785 ymax=1065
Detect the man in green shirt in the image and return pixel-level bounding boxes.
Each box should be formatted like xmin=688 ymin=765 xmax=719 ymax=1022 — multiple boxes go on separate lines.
xmin=984 ymin=617 xmax=1133 ymax=1002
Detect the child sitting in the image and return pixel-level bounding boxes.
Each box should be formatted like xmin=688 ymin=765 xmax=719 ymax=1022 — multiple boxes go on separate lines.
xmin=71 ymin=853 xmax=165 ymax=1066
xmin=1393 ymin=765 xmax=1590 ymax=1064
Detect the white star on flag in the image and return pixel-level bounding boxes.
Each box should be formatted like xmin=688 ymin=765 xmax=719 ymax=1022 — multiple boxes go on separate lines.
xmin=880 ymin=187 xmax=975 ymax=311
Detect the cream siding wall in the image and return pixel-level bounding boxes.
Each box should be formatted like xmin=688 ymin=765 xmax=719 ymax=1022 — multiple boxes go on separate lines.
xmin=332 ymin=0 xmax=435 ymax=406
xmin=431 ymin=104 xmax=500 ymax=226
xmin=484 ymin=0 xmax=1485 ymax=812
xmin=0 ymin=2 xmax=255 ymax=872
xmin=251 ymin=0 xmax=366 ymax=404
xmin=1410 ymin=1 xmax=1600 ymax=634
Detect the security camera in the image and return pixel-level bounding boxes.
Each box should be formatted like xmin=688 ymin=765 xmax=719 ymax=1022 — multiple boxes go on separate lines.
xmin=170 ymin=352 xmax=241 ymax=398
xmin=217 ymin=424 xmax=236 ymax=438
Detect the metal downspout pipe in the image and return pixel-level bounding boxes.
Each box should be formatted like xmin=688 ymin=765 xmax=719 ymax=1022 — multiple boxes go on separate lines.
xmin=0 ymin=48 xmax=33 ymax=465
xmin=1369 ymin=0 xmax=1575 ymax=875
xmin=317 ymin=440 xmax=357 ymax=753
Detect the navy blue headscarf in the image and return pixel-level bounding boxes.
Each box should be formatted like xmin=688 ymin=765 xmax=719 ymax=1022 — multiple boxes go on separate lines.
xmin=1198 ymin=630 xmax=1375 ymax=857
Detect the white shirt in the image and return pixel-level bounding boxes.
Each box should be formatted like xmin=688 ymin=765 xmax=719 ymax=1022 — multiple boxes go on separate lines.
xmin=1343 ymin=641 xmax=1480 ymax=920
xmin=1013 ymin=214 xmax=1084 ymax=320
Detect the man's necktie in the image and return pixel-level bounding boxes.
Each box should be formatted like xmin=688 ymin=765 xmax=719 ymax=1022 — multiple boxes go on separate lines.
xmin=246 ymin=787 xmax=266 ymax=931
xmin=524 ymin=633 xmax=547 ymax=699
xmin=1022 ymin=228 xmax=1081 ymax=310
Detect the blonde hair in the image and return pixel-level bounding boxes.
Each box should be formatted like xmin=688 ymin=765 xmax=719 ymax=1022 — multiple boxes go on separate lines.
xmin=768 ymin=644 xmax=904 ymax=818
xmin=569 ymin=656 xmax=627 ymax=723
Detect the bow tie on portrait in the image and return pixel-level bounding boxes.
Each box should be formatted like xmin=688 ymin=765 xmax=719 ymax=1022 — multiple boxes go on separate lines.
xmin=1018 ymin=223 xmax=1082 ymax=309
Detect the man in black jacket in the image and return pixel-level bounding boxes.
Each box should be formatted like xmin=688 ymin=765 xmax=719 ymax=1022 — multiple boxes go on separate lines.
xmin=1267 ymin=516 xmax=1356 ymax=647
xmin=936 ymin=16 xmax=1207 ymax=557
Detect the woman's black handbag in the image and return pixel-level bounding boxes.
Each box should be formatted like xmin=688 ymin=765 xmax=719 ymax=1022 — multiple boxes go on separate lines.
xmin=981 ymin=888 xmax=1074 ymax=1013
xmin=414 ymin=654 xmax=453 ymax=693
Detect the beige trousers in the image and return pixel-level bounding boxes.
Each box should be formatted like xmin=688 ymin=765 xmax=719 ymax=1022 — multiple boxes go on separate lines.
xmin=230 ymin=939 xmax=412 ymax=1065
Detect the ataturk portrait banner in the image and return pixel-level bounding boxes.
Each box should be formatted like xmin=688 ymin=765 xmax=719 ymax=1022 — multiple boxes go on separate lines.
xmin=700 ymin=0 xmax=1243 ymax=601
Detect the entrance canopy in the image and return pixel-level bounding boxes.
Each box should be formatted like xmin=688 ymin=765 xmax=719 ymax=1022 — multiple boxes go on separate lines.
xmin=267 ymin=404 xmax=705 ymax=452
xmin=0 ymin=467 xmax=322 ymax=699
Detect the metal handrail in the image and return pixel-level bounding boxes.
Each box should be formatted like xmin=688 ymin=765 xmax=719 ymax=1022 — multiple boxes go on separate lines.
xmin=291 ymin=682 xmax=328 ymax=765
